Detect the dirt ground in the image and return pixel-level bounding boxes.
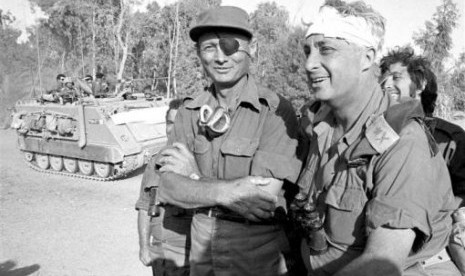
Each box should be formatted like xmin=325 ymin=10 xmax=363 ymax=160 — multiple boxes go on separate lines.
xmin=0 ymin=129 xmax=152 ymax=276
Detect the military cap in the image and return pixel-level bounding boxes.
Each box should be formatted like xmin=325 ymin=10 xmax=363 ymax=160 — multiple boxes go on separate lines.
xmin=189 ymin=6 xmax=253 ymax=42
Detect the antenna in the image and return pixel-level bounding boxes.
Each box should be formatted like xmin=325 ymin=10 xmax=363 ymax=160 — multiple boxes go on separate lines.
xmin=79 ymin=22 xmax=85 ymax=77
xmin=79 ymin=0 xmax=85 ymax=77
xmin=36 ymin=24 xmax=42 ymax=96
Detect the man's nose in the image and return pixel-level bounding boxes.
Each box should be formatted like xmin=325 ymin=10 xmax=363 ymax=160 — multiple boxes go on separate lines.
xmin=215 ymin=45 xmax=227 ymax=63
xmin=383 ymin=76 xmax=394 ymax=90
xmin=305 ymin=52 xmax=320 ymax=72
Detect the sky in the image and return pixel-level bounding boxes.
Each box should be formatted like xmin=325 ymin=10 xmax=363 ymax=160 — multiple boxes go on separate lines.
xmin=141 ymin=0 xmax=465 ymax=63
xmin=2 ymin=0 xmax=464 ymax=63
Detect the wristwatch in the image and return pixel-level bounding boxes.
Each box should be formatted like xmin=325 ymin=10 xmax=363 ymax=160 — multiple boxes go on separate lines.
xmin=189 ymin=173 xmax=200 ymax=180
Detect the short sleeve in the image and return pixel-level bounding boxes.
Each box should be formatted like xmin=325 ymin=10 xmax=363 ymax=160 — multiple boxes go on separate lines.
xmin=135 ymin=156 xmax=163 ymax=211
xmin=251 ymin=96 xmax=302 ymax=183
xmin=136 ymin=101 xmax=196 ymax=211
xmin=365 ymin=121 xmax=455 ymax=250
xmin=168 ymin=105 xmax=195 ymax=151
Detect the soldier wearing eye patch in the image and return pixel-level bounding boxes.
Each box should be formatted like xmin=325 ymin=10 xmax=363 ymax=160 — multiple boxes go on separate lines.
xmin=139 ymin=5 xmax=303 ymax=276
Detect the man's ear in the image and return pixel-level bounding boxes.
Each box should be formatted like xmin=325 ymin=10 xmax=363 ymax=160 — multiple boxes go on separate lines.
xmin=411 ymin=89 xmax=422 ymax=99
xmin=248 ymin=38 xmax=258 ymax=58
xmin=361 ymin=47 xmax=376 ymax=71
xmin=411 ymin=79 xmax=427 ymax=99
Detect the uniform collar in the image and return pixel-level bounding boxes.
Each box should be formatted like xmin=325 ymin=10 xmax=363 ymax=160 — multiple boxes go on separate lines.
xmin=311 ymin=82 xmax=387 ymax=149
xmin=343 ymin=84 xmax=387 ymax=146
xmin=184 ymin=75 xmax=278 ymax=112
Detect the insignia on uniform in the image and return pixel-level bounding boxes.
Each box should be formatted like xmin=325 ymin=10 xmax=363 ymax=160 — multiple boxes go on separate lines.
xmin=365 ymin=115 xmax=400 ymax=154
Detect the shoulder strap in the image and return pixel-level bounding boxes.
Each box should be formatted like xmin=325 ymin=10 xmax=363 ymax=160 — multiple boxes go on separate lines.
xmin=344 ymin=100 xmax=438 ymax=165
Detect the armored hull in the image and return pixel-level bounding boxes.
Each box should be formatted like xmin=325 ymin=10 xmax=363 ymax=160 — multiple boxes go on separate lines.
xmin=10 ymin=97 xmax=169 ymax=180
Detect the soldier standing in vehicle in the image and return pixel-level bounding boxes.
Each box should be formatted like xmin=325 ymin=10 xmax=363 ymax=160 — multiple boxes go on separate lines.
xmin=92 ymin=73 xmax=109 ymax=98
xmin=41 ymin=73 xmax=66 ymax=102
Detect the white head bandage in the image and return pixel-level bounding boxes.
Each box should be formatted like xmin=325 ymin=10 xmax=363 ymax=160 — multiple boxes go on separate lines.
xmin=305 ymin=6 xmax=380 ymax=50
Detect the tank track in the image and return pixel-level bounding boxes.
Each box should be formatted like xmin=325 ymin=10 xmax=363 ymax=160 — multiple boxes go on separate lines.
xmin=24 ymin=156 xmax=126 ymax=181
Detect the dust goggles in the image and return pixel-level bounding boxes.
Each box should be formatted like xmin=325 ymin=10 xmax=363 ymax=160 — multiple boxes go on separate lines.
xmin=199 ymin=105 xmax=231 ymax=135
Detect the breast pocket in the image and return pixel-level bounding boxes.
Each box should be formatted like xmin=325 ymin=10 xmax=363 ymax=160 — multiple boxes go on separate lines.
xmin=324 ymin=168 xmax=369 ymax=247
xmin=220 ymin=137 xmax=259 ymax=179
xmin=193 ymin=136 xmax=212 ymax=177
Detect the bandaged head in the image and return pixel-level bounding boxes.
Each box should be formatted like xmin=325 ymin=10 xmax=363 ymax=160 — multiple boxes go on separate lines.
xmin=305 ymin=6 xmax=383 ymax=52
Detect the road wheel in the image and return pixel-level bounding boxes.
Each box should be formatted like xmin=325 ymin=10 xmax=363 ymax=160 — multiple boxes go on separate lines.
xmin=78 ymin=160 xmax=94 ymax=176
xmin=63 ymin=158 xmax=78 ymax=173
xmin=24 ymin=151 xmax=34 ymax=162
xmin=50 ymin=156 xmax=64 ymax=171
xmin=94 ymin=162 xmax=112 ymax=178
xmin=36 ymin=154 xmax=50 ymax=169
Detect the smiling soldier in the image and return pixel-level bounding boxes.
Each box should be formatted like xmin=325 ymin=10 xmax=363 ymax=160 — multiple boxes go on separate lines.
xmin=145 ymin=5 xmax=302 ymax=276
xmin=294 ymin=0 xmax=459 ymax=275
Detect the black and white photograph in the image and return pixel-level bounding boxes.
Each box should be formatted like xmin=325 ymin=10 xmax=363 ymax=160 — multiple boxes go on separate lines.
xmin=1 ymin=0 xmax=464 ymax=275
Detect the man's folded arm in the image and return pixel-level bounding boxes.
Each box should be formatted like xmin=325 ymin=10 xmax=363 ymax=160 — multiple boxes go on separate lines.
xmin=158 ymin=172 xmax=278 ymax=221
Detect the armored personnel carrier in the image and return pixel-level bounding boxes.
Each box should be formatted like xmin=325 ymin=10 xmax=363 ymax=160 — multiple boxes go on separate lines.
xmin=10 ymin=96 xmax=169 ymax=180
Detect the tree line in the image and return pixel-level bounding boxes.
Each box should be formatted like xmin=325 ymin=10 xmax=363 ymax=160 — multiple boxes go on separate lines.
xmin=0 ymin=0 xmax=463 ymax=127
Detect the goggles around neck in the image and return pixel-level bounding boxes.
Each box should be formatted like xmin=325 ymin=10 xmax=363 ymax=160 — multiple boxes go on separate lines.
xmin=199 ymin=105 xmax=231 ymax=136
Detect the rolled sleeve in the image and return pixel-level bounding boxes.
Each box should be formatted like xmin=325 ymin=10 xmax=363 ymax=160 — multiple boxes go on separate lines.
xmin=365 ymin=121 xmax=453 ymax=250
xmin=135 ymin=156 xmax=161 ymax=211
xmin=169 ymin=105 xmax=195 ymax=149
xmin=251 ymin=96 xmax=302 ymax=183
xmin=366 ymin=197 xmax=431 ymax=242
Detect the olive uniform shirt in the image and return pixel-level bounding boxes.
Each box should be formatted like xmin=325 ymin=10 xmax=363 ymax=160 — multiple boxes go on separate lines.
xmin=297 ymin=84 xmax=456 ymax=276
xmin=169 ymin=75 xmax=302 ymax=275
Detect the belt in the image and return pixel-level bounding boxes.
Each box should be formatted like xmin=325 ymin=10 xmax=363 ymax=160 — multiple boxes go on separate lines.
xmin=194 ymin=207 xmax=277 ymax=225
xmin=421 ymin=248 xmax=451 ymax=268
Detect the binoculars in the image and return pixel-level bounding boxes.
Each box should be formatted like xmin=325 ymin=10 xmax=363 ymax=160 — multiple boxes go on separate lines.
xmin=290 ymin=192 xmax=328 ymax=254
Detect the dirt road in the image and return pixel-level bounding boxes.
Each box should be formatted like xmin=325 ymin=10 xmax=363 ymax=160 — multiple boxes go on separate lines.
xmin=0 ymin=129 xmax=152 ymax=276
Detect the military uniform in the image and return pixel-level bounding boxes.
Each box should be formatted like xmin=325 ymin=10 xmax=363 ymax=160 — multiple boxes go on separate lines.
xmin=297 ymin=87 xmax=458 ymax=275
xmin=170 ymin=76 xmax=301 ymax=276
xmin=135 ymin=162 xmax=192 ymax=276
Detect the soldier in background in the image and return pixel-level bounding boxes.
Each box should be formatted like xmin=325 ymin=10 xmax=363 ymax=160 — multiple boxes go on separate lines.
xmin=381 ymin=47 xmax=465 ymax=273
xmin=58 ymin=77 xmax=80 ymax=104
xmin=92 ymin=73 xmax=109 ymax=98
xmin=83 ymin=74 xmax=93 ymax=88
xmin=41 ymin=73 xmax=66 ymax=102
xmin=136 ymin=99 xmax=192 ymax=276
xmin=380 ymin=46 xmax=465 ymax=207
xmin=57 ymin=77 xmax=94 ymax=104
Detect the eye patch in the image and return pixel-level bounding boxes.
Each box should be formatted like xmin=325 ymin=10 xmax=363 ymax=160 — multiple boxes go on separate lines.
xmin=218 ymin=37 xmax=240 ymax=56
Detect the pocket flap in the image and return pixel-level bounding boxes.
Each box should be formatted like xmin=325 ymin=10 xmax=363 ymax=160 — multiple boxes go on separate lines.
xmin=220 ymin=138 xmax=259 ymax=157
xmin=325 ymin=184 xmax=367 ymax=211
